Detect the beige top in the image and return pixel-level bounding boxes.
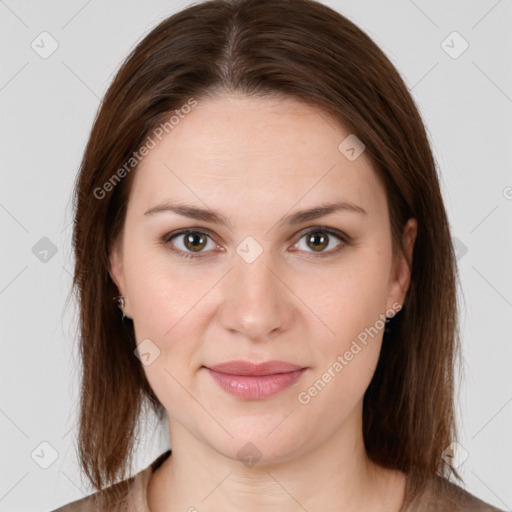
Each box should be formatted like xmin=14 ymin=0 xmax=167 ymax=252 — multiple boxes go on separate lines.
xmin=52 ymin=450 xmax=505 ymax=512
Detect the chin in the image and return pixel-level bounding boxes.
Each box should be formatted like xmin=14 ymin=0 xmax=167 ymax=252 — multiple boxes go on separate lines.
xmin=197 ymin=418 xmax=309 ymax=468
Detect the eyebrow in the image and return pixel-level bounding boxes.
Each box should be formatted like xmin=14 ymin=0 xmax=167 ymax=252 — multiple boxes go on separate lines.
xmin=144 ymin=200 xmax=367 ymax=229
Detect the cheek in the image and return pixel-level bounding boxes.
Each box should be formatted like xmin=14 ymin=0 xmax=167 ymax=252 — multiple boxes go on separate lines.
xmin=121 ymin=245 xmax=206 ymax=400
xmin=124 ymin=253 xmax=203 ymax=412
xmin=319 ymin=251 xmax=391 ymax=331
xmin=308 ymin=250 xmax=391 ymax=386
xmin=299 ymin=275 xmax=388 ymax=415
xmin=122 ymin=239 xmax=202 ymax=336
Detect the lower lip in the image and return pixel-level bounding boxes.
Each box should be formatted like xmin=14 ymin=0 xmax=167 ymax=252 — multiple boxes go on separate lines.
xmin=205 ymin=368 xmax=306 ymax=400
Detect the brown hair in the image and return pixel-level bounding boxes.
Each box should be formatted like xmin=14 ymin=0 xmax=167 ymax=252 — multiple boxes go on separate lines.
xmin=69 ymin=0 xmax=462 ymax=504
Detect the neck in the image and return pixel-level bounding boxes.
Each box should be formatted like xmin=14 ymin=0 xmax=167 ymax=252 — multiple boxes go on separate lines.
xmin=148 ymin=401 xmax=406 ymax=512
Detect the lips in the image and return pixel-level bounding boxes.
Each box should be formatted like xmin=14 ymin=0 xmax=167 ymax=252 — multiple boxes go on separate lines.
xmin=207 ymin=360 xmax=304 ymax=376
xmin=204 ymin=360 xmax=307 ymax=400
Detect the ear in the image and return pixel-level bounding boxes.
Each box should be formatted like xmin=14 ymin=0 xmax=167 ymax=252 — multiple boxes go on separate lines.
xmin=109 ymin=241 xmax=132 ymax=318
xmin=386 ymin=217 xmax=417 ymax=314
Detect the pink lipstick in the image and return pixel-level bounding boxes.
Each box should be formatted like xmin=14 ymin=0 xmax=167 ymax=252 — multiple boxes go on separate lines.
xmin=204 ymin=360 xmax=306 ymax=400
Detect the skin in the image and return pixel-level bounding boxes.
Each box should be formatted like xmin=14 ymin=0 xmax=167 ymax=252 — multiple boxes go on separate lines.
xmin=110 ymin=92 xmax=417 ymax=512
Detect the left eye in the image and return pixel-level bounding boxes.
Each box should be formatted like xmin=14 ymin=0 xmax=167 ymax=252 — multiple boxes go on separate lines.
xmin=293 ymin=229 xmax=345 ymax=255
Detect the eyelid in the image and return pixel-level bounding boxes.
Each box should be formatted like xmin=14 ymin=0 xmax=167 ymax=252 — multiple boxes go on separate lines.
xmin=293 ymin=225 xmax=349 ymax=242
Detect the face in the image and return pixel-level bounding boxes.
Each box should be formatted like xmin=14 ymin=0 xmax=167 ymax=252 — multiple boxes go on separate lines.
xmin=110 ymin=93 xmax=417 ymax=464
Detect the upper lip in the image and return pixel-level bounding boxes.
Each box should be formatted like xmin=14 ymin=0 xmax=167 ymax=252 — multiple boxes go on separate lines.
xmin=206 ymin=360 xmax=305 ymax=376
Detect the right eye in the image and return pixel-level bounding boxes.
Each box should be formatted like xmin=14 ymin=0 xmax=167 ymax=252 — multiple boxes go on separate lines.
xmin=162 ymin=229 xmax=220 ymax=259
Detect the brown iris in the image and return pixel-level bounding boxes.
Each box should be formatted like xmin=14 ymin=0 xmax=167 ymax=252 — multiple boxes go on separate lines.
xmin=184 ymin=231 xmax=208 ymax=252
xmin=306 ymin=231 xmax=329 ymax=252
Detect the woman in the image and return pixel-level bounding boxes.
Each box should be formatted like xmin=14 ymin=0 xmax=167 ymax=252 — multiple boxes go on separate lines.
xmin=53 ymin=0 xmax=505 ymax=510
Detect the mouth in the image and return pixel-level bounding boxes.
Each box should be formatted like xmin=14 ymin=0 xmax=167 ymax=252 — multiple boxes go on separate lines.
xmin=203 ymin=360 xmax=307 ymax=400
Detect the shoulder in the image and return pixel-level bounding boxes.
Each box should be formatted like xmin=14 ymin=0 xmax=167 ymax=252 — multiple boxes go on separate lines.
xmin=50 ymin=450 xmax=171 ymax=512
xmin=49 ymin=474 xmax=135 ymax=512
xmin=403 ymin=474 xmax=506 ymax=512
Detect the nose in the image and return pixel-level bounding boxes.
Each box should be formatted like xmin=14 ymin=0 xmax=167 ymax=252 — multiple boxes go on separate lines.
xmin=217 ymin=248 xmax=294 ymax=342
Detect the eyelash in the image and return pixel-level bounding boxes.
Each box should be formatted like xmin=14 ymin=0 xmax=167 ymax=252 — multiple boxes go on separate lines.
xmin=161 ymin=227 xmax=351 ymax=260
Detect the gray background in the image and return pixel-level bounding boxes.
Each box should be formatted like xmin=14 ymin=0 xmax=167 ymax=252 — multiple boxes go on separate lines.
xmin=0 ymin=0 xmax=511 ymax=510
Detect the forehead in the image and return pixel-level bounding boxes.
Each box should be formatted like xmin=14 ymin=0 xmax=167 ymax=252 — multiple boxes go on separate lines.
xmin=129 ymin=93 xmax=386 ymax=217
